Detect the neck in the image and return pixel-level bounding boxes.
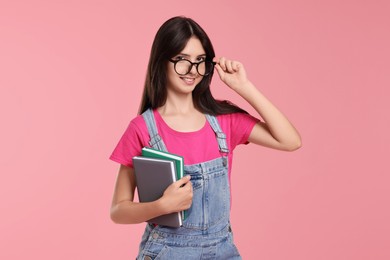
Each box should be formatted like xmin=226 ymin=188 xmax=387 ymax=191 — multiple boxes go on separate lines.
xmin=159 ymin=93 xmax=197 ymax=116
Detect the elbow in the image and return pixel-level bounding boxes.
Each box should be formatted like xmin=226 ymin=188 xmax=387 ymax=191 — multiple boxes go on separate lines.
xmin=287 ymin=143 xmax=302 ymax=152
xmin=277 ymin=135 xmax=302 ymax=151
xmin=110 ymin=211 xmax=131 ymax=225
xmin=110 ymin=206 xmax=129 ymax=224
xmin=285 ymin=138 xmax=302 ymax=151
xmin=110 ymin=204 xmax=140 ymax=225
xmin=110 ymin=209 xmax=122 ymax=224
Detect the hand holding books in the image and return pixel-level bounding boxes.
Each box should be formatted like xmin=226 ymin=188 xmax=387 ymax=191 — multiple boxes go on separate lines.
xmin=159 ymin=175 xmax=192 ymax=214
xmin=132 ymin=147 xmax=190 ymax=227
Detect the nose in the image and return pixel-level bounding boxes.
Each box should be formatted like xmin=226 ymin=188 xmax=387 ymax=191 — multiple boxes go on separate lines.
xmin=188 ymin=63 xmax=198 ymax=76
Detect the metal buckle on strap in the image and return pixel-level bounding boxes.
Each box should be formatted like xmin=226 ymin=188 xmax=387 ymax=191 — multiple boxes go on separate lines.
xmin=222 ymin=156 xmax=228 ymax=167
xmin=219 ymin=147 xmax=229 ymax=153
xmin=216 ymin=131 xmax=226 ymax=139
xmin=149 ymin=134 xmax=162 ymax=147
xmin=216 ymin=131 xmax=229 ymax=155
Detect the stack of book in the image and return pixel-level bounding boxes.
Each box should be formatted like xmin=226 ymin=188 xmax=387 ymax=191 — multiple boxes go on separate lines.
xmin=132 ymin=147 xmax=186 ymax=227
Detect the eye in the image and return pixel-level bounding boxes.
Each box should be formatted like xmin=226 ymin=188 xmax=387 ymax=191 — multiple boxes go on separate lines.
xmin=173 ymin=55 xmax=186 ymax=61
xmin=196 ymin=56 xmax=206 ymax=62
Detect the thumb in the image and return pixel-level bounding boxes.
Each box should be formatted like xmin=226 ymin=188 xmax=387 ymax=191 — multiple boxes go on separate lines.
xmin=175 ymin=175 xmax=191 ymax=187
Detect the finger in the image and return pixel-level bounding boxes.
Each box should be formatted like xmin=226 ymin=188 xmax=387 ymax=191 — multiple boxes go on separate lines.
xmin=214 ymin=63 xmax=224 ymax=76
xmin=231 ymin=61 xmax=240 ymax=72
xmin=175 ymin=175 xmax=191 ymax=187
xmin=226 ymin=60 xmax=234 ymax=73
xmin=183 ymin=180 xmax=193 ymax=191
xmin=219 ymin=57 xmax=227 ymax=71
xmin=187 ymin=180 xmax=193 ymax=191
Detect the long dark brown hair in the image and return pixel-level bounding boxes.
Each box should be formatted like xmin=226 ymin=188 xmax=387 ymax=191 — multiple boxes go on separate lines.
xmin=138 ymin=16 xmax=247 ymax=115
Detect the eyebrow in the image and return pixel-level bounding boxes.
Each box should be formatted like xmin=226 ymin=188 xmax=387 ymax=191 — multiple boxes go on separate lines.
xmin=176 ymin=53 xmax=207 ymax=57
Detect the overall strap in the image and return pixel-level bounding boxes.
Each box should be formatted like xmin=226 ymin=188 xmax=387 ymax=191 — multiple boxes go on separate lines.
xmin=141 ymin=109 xmax=168 ymax=152
xmin=205 ymin=114 xmax=229 ymax=155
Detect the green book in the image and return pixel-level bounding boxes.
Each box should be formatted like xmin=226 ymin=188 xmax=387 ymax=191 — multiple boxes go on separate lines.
xmin=141 ymin=147 xmax=184 ymax=180
xmin=141 ymin=147 xmax=187 ymax=220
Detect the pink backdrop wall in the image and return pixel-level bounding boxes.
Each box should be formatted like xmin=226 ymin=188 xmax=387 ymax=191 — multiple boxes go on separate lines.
xmin=1 ymin=0 xmax=389 ymax=259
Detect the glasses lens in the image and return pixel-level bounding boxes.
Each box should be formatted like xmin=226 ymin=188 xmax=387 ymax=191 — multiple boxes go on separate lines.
xmin=175 ymin=60 xmax=192 ymax=75
xmin=198 ymin=61 xmax=214 ymax=76
xmin=173 ymin=60 xmax=214 ymax=76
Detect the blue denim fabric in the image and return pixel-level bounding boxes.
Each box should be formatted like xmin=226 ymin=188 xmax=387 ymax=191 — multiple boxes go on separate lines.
xmin=137 ymin=109 xmax=242 ymax=259
xmin=137 ymin=222 xmax=241 ymax=259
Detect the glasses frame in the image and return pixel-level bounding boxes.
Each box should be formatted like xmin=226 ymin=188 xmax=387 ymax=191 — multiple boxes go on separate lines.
xmin=168 ymin=58 xmax=216 ymax=76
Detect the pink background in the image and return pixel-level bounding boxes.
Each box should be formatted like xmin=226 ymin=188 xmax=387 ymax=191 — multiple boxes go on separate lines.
xmin=1 ymin=0 xmax=389 ymax=259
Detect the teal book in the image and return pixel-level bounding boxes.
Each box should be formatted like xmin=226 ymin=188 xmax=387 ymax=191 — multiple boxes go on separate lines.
xmin=141 ymin=147 xmax=184 ymax=180
xmin=141 ymin=147 xmax=187 ymax=220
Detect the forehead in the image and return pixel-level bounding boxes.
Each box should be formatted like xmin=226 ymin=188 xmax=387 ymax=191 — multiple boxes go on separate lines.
xmin=179 ymin=36 xmax=205 ymax=56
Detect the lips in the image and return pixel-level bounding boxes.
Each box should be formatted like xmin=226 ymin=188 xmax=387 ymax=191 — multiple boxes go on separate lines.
xmin=180 ymin=77 xmax=196 ymax=85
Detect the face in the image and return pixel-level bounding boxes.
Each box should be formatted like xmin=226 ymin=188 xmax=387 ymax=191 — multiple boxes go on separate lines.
xmin=166 ymin=36 xmax=206 ymax=95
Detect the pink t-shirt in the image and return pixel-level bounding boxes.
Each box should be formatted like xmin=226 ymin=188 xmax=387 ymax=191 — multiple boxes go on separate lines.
xmin=110 ymin=110 xmax=259 ymax=177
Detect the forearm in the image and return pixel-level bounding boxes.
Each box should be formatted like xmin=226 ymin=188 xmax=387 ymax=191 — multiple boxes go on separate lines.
xmin=236 ymin=81 xmax=302 ymax=149
xmin=110 ymin=166 xmax=192 ymax=225
xmin=110 ymin=198 xmax=167 ymax=224
xmin=214 ymin=57 xmax=301 ymax=150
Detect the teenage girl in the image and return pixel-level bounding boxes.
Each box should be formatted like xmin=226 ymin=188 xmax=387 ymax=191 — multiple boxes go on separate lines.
xmin=110 ymin=16 xmax=301 ymax=259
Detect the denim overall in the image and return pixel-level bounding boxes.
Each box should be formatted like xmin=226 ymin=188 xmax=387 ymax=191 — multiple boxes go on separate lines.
xmin=136 ymin=109 xmax=241 ymax=260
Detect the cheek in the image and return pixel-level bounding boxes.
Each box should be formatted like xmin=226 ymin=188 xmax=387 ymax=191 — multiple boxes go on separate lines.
xmin=166 ymin=69 xmax=177 ymax=83
xmin=166 ymin=64 xmax=176 ymax=78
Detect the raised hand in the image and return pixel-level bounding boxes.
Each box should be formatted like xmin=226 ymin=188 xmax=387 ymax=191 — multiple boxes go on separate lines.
xmin=213 ymin=57 xmax=250 ymax=91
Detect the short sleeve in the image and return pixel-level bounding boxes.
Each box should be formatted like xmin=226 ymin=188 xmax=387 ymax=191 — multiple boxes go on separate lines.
xmin=227 ymin=112 xmax=260 ymax=149
xmin=109 ymin=118 xmax=148 ymax=168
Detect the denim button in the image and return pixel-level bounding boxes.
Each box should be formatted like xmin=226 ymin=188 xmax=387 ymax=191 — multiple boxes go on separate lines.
xmin=144 ymin=256 xmax=152 ymax=260
xmin=152 ymin=233 xmax=159 ymax=239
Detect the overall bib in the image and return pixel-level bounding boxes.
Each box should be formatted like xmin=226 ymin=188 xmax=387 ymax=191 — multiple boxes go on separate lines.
xmin=136 ymin=109 xmax=242 ymax=260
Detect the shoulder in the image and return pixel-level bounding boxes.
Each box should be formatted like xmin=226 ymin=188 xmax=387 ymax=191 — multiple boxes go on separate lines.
xmin=216 ymin=112 xmax=259 ymax=125
xmin=109 ymin=114 xmax=149 ymax=167
xmin=120 ymin=114 xmax=148 ymax=140
xmin=216 ymin=112 xmax=260 ymax=145
xmin=129 ymin=113 xmax=147 ymax=130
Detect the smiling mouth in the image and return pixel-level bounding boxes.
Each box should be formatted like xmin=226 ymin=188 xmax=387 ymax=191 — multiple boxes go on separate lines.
xmin=180 ymin=77 xmax=196 ymax=84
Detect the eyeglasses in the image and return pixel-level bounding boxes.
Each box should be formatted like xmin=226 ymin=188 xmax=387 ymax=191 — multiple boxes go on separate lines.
xmin=169 ymin=58 xmax=216 ymax=76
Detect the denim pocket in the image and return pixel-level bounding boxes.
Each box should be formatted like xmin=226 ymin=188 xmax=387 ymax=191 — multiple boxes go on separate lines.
xmin=182 ymin=169 xmax=230 ymax=230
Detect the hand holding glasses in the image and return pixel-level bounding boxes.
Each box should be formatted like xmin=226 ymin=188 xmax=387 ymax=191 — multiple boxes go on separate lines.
xmin=169 ymin=59 xmax=216 ymax=77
